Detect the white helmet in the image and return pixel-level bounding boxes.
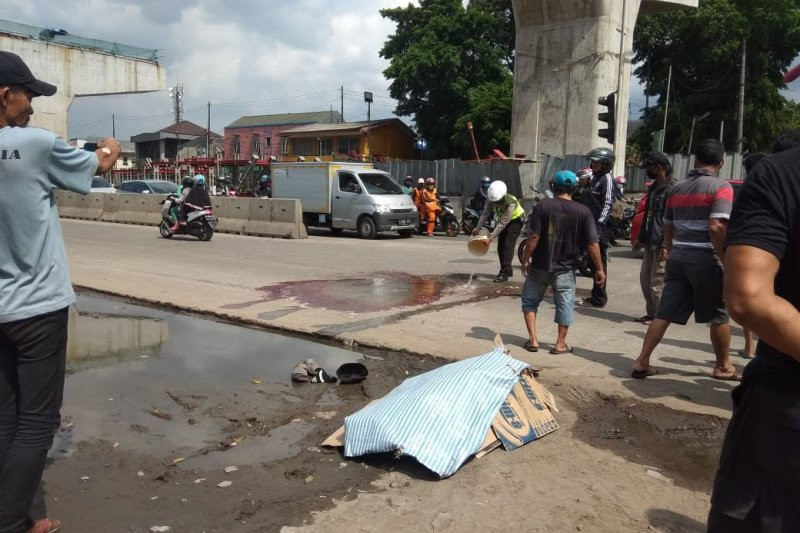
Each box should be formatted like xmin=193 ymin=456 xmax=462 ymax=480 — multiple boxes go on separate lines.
xmin=487 ymin=181 xmax=507 ymax=202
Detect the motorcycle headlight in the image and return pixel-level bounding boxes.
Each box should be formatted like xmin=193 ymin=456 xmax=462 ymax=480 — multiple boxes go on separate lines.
xmin=373 ymin=204 xmax=391 ymax=214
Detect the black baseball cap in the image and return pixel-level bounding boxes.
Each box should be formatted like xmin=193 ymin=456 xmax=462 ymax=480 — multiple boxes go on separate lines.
xmin=0 ymin=52 xmax=57 ymax=96
xmin=640 ymin=152 xmax=671 ymax=169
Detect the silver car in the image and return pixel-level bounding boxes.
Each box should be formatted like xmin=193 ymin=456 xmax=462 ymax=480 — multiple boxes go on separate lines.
xmin=118 ymin=179 xmax=178 ymax=195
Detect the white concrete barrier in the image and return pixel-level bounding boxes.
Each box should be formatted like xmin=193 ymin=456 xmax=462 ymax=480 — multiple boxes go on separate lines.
xmin=55 ymin=193 xmax=307 ymax=239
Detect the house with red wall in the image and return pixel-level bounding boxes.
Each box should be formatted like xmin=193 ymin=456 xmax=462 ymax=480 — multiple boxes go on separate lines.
xmin=224 ymin=110 xmax=342 ymax=160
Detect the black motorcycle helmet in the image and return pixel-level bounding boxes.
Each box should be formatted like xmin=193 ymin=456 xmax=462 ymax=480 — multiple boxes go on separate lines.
xmin=586 ymin=147 xmax=616 ymax=174
xmin=181 ymin=176 xmax=193 ymax=188
xmin=481 ymin=176 xmax=491 ymax=188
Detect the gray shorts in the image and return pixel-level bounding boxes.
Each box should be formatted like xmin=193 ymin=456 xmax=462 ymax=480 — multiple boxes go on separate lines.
xmin=655 ymin=259 xmax=728 ymax=325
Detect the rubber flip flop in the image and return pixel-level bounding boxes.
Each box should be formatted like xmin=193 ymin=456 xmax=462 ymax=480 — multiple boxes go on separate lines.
xmin=712 ymin=368 xmax=742 ymax=382
xmin=634 ymin=315 xmax=653 ymax=323
xmin=549 ymin=345 xmax=573 ymax=355
xmin=523 ymin=341 xmax=539 ymax=353
xmin=29 ymin=519 xmax=61 ymax=533
xmin=631 ymin=367 xmax=658 ymax=379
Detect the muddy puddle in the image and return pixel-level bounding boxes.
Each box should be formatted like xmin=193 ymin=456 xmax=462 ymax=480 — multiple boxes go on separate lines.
xmin=567 ymin=393 xmax=727 ymax=491
xmin=45 ymin=290 xmax=444 ymax=531
xmin=222 ymin=271 xmax=528 ymax=313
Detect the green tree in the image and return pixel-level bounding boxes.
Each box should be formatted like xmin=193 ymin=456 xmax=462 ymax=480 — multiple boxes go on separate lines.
xmin=380 ymin=0 xmax=513 ymax=158
xmin=632 ymin=0 xmax=800 ymax=155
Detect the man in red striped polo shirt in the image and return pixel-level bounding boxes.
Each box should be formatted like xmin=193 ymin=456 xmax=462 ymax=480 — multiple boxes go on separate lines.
xmin=631 ymin=139 xmax=739 ymax=381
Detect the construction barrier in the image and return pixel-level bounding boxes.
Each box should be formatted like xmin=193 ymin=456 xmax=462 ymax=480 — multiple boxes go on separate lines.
xmin=268 ymin=199 xmax=308 ymax=239
xmin=55 ymin=193 xmax=307 ymax=239
xmin=216 ymin=196 xmax=248 ymax=234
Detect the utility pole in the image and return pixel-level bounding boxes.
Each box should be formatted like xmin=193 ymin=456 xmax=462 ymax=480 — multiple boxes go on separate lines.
xmin=660 ymin=64 xmax=672 ymax=152
xmin=340 ymin=85 xmax=344 ymax=122
xmin=112 ymin=114 xmax=115 ymax=138
xmin=168 ymin=86 xmax=184 ymax=124
xmin=735 ymin=38 xmax=747 ymax=154
xmin=206 ymin=101 xmax=211 ymax=157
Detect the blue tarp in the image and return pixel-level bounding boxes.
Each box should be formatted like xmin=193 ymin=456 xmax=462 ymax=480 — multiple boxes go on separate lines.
xmin=343 ymin=349 xmax=528 ymax=478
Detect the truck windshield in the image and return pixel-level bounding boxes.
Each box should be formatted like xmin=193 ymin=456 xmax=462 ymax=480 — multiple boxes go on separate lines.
xmin=358 ymin=173 xmax=405 ymax=195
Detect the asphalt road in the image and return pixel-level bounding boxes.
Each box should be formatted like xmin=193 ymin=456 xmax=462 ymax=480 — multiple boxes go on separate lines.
xmin=62 ymin=218 xmax=751 ymax=418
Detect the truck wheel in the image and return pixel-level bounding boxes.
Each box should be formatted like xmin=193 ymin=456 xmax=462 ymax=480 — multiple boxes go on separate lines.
xmin=357 ymin=216 xmax=377 ymax=239
xmin=397 ymin=229 xmax=413 ymax=238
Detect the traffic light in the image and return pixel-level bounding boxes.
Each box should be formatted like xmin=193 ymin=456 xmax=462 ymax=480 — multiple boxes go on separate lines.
xmin=598 ymin=92 xmax=616 ymax=145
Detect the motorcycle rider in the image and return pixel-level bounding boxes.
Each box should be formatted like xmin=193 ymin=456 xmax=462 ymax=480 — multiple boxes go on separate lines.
xmin=169 ymin=176 xmax=195 ymax=231
xmin=470 ymin=176 xmax=491 ymax=214
xmin=473 ymin=180 xmax=526 ymax=282
xmin=412 ymin=177 xmax=426 ymax=223
xmin=632 ymin=152 xmax=673 ymax=325
xmin=580 ymin=147 xmax=616 ymax=307
xmin=421 ymin=177 xmax=441 ymax=237
xmin=257 ymin=174 xmax=271 ymax=198
xmin=179 ymin=174 xmax=212 ymax=226
xmin=402 ymin=175 xmax=414 ymax=195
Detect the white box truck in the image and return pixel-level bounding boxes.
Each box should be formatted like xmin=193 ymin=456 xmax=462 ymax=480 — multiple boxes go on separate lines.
xmin=271 ymin=162 xmax=418 ymax=238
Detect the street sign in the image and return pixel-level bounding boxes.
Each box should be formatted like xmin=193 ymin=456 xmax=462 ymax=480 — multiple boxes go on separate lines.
xmin=416 ymin=137 xmax=428 ymax=150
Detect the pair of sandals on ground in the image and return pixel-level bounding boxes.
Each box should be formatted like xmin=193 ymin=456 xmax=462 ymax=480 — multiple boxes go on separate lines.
xmin=631 ymin=314 xmax=745 ymax=382
xmin=522 ymin=340 xmax=572 ymax=355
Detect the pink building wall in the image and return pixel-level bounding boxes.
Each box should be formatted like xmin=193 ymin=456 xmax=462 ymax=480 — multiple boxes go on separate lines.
xmin=224 ymin=124 xmax=305 ymax=160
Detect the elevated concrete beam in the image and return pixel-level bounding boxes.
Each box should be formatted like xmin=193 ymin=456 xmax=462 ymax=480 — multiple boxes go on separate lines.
xmin=1 ymin=33 xmax=166 ymax=138
xmin=511 ymin=0 xmax=697 ymax=176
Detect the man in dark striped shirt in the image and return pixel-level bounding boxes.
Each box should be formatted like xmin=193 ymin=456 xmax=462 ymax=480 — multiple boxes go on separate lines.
xmin=631 ymin=139 xmax=739 ymax=381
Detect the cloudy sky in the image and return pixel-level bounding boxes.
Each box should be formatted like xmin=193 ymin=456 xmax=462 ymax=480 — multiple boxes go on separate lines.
xmin=2 ymin=0 xmax=412 ymax=141
xmin=3 ymin=1 xmax=798 ymax=143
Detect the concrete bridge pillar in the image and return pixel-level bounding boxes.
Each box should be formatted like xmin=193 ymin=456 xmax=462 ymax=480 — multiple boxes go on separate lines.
xmin=510 ymin=0 xmax=697 ymax=175
xmin=1 ymin=27 xmax=165 ymax=139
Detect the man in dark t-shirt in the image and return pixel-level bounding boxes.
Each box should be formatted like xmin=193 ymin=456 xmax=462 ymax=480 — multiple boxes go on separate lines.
xmin=707 ymin=145 xmax=800 ymax=532
xmin=520 ymin=171 xmax=604 ymax=354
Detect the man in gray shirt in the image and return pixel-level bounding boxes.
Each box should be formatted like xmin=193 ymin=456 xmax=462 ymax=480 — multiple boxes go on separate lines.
xmin=0 ymin=52 xmax=120 ymax=533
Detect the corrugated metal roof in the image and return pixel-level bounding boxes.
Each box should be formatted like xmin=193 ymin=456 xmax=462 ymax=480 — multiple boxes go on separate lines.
xmin=343 ymin=350 xmax=528 ymax=478
xmin=0 ymin=19 xmax=158 ymax=62
xmin=158 ymin=120 xmax=218 ymax=137
xmin=281 ymin=118 xmax=413 ymax=137
xmin=226 ymin=110 xmax=342 ymax=129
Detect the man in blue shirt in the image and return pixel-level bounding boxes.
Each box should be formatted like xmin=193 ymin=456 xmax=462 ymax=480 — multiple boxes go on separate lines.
xmin=0 ymin=51 xmax=120 ymax=533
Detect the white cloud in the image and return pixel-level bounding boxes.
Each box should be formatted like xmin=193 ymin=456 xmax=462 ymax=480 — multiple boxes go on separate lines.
xmin=0 ymin=0 xmax=412 ymax=140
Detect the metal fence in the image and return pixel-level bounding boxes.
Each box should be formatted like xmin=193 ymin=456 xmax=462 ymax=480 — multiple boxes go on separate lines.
xmin=535 ymin=152 xmax=745 ymax=194
xmin=375 ymin=159 xmax=523 ymax=197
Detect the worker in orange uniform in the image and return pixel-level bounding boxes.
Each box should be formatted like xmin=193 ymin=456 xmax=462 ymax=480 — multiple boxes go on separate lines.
xmin=422 ymin=177 xmax=441 ymax=237
xmin=412 ymin=177 xmax=426 ymax=224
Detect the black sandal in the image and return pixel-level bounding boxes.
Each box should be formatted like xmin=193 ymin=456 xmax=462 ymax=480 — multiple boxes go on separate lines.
xmin=523 ymin=341 xmax=539 ymax=352
xmin=631 ymin=367 xmax=658 ymax=379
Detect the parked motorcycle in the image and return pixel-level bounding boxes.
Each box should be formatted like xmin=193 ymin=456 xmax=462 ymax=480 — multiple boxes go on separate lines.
xmin=516 ymin=237 xmax=593 ymax=278
xmin=610 ymin=204 xmax=636 ymax=243
xmin=419 ymin=197 xmax=460 ymax=237
xmin=461 ymin=205 xmax=496 ymax=235
xmin=160 ymin=195 xmax=217 ymax=241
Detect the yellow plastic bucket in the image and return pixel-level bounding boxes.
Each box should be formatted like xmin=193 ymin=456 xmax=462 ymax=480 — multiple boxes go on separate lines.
xmin=467 ymin=228 xmax=490 ymax=256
